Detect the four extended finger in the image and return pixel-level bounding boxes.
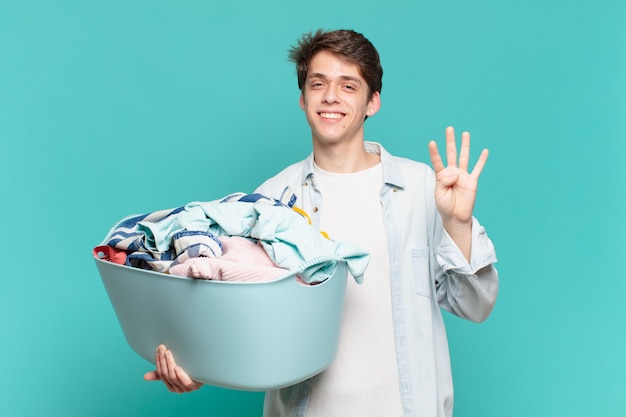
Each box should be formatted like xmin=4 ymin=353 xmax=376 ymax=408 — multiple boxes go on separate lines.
xmin=459 ymin=131 xmax=470 ymax=171
xmin=434 ymin=128 xmax=489 ymax=177
xmin=428 ymin=140 xmax=445 ymax=173
xmin=471 ymin=148 xmax=489 ymax=178
xmin=445 ymin=126 xmax=457 ymax=168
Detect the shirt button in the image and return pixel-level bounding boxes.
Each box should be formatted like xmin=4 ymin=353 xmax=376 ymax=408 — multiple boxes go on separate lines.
xmin=313 ymin=207 xmax=318 ymax=213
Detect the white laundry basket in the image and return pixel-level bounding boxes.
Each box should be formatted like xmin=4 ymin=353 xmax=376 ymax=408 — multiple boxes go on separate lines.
xmin=95 ymin=257 xmax=348 ymax=391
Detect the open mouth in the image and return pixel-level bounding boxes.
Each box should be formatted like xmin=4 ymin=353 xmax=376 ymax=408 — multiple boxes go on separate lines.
xmin=319 ymin=112 xmax=345 ymax=120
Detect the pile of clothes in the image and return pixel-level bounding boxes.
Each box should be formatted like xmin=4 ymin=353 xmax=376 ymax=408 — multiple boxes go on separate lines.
xmin=93 ymin=190 xmax=369 ymax=285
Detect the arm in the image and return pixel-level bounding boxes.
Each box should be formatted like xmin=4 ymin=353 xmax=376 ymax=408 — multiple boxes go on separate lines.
xmin=143 ymin=345 xmax=203 ymax=393
xmin=428 ymin=127 xmax=498 ymax=322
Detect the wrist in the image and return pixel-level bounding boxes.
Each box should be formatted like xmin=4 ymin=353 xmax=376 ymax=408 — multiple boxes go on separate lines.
xmin=441 ymin=217 xmax=473 ymax=262
xmin=441 ymin=215 xmax=472 ymax=232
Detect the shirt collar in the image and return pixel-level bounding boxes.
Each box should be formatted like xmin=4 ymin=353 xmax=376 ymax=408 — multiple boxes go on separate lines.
xmin=301 ymin=141 xmax=406 ymax=190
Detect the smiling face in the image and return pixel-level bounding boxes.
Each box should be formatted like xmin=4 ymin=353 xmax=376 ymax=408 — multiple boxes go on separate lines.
xmin=299 ymin=50 xmax=380 ymax=148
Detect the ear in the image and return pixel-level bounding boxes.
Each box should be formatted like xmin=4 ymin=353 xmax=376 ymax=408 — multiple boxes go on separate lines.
xmin=299 ymin=93 xmax=305 ymax=111
xmin=366 ymin=91 xmax=381 ymax=117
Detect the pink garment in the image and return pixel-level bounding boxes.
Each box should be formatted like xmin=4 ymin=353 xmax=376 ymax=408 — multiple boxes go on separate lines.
xmin=169 ymin=236 xmax=289 ymax=282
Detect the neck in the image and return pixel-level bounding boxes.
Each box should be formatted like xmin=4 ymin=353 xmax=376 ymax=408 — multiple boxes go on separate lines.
xmin=312 ymin=139 xmax=380 ymax=173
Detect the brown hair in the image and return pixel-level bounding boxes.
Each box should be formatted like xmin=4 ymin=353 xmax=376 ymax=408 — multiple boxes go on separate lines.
xmin=288 ymin=29 xmax=383 ymax=98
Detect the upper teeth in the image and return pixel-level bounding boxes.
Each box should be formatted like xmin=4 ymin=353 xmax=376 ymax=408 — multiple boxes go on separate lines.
xmin=320 ymin=112 xmax=342 ymax=119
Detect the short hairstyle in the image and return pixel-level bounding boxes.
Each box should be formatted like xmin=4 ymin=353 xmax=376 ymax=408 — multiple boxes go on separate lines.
xmin=288 ymin=29 xmax=383 ymax=98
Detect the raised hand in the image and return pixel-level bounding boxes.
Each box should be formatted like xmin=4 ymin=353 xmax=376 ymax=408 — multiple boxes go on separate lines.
xmin=428 ymin=127 xmax=489 ymax=260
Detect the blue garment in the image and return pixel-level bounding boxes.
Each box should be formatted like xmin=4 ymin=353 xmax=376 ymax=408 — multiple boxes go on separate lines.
xmin=254 ymin=142 xmax=499 ymax=417
xmin=100 ymin=191 xmax=370 ymax=284
xmin=100 ymin=206 xmax=222 ymax=272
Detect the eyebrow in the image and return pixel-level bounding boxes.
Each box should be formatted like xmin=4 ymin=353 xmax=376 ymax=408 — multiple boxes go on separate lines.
xmin=308 ymin=73 xmax=363 ymax=85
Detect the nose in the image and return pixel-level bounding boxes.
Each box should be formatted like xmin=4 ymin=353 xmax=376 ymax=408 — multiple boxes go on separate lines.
xmin=322 ymin=84 xmax=340 ymax=104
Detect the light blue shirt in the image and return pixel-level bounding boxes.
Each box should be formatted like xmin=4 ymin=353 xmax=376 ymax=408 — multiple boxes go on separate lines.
xmin=254 ymin=142 xmax=499 ymax=417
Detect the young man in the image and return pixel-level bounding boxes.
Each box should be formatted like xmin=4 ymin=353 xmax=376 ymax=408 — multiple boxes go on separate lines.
xmin=145 ymin=29 xmax=499 ymax=417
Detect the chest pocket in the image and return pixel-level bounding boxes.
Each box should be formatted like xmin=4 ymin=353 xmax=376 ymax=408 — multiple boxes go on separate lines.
xmin=411 ymin=247 xmax=431 ymax=298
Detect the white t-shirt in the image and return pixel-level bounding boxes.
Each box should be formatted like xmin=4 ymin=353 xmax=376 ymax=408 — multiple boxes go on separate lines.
xmin=305 ymin=162 xmax=403 ymax=417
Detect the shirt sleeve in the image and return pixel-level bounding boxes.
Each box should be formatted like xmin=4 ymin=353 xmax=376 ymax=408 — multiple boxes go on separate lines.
xmin=433 ymin=216 xmax=499 ymax=323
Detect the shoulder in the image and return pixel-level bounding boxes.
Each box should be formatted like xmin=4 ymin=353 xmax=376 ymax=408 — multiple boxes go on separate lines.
xmin=254 ymin=159 xmax=308 ymax=197
xmin=374 ymin=142 xmax=435 ymax=186
xmin=392 ymin=154 xmax=432 ymax=174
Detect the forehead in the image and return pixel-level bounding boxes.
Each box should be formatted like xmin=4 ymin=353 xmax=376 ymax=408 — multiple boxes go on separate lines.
xmin=307 ymin=50 xmax=364 ymax=80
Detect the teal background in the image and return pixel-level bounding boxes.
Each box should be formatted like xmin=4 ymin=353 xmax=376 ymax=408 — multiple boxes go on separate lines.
xmin=1 ymin=1 xmax=625 ymax=416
